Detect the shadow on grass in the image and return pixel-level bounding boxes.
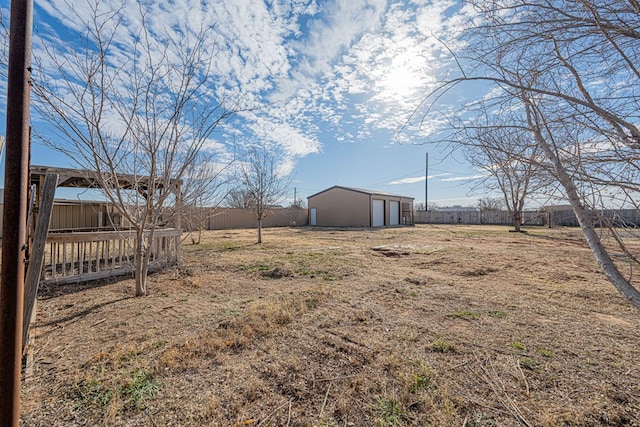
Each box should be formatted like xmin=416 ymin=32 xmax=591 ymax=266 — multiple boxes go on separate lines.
xmin=38 ymin=272 xmax=136 ymax=300
xmin=38 ymin=295 xmax=131 ymax=328
xmin=525 ymin=229 xmax=590 ymax=248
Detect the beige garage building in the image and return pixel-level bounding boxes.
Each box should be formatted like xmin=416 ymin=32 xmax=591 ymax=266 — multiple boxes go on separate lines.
xmin=307 ymin=186 xmax=414 ymax=227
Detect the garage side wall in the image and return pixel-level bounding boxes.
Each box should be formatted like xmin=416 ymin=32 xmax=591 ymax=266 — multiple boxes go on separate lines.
xmin=308 ymin=188 xmax=371 ymax=227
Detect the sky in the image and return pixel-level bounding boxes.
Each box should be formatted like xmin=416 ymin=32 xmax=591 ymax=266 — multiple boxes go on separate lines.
xmin=0 ymin=0 xmax=500 ymax=207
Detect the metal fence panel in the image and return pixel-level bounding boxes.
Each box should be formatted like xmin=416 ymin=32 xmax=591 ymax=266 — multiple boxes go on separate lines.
xmin=415 ymin=209 xmax=640 ymax=227
xmin=0 ymin=203 xmax=310 ymax=237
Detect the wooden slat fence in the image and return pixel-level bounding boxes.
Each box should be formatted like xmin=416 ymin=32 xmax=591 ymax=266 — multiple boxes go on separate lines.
xmin=42 ymin=228 xmax=181 ymax=284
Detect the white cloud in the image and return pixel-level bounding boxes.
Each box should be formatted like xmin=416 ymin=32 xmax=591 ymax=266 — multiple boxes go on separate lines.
xmin=250 ymin=117 xmax=321 ymax=157
xmin=388 ymin=172 xmax=450 ymax=185
xmin=441 ymin=174 xmax=486 ymax=182
xmin=389 ymin=176 xmax=425 ymax=185
xmin=296 ymin=0 xmax=388 ymax=77
xmin=25 ymin=0 xmax=470 ymax=177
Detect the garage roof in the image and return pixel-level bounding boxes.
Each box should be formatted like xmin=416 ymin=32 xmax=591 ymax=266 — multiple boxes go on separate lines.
xmin=307 ymin=185 xmax=414 ymax=200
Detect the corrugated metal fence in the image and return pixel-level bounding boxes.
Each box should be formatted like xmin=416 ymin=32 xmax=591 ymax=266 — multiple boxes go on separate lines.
xmin=0 ymin=202 xmax=309 ymax=237
xmin=183 ymin=207 xmax=308 ymax=230
xmin=48 ymin=201 xmax=117 ymax=230
xmin=0 ymin=201 xmax=116 ymax=236
xmin=3 ymin=201 xmax=639 ymax=236
xmin=415 ymin=210 xmax=545 ymax=225
xmin=415 ymin=209 xmax=640 ymax=227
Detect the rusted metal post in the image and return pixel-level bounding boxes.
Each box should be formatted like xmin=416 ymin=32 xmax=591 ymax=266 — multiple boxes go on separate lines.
xmin=0 ymin=0 xmax=34 ymax=425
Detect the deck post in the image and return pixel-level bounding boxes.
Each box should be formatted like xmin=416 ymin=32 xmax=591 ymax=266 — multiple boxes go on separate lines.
xmin=22 ymin=173 xmax=58 ymax=351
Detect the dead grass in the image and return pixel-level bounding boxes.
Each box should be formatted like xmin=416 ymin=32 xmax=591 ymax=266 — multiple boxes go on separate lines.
xmin=21 ymin=225 xmax=640 ymax=426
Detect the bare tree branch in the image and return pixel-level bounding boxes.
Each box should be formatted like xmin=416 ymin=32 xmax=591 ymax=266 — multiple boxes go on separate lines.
xmin=31 ymin=0 xmax=237 ymax=296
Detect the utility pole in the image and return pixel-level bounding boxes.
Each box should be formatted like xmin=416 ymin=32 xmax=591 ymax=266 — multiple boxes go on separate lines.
xmin=1 ymin=0 xmax=34 ymax=425
xmin=425 ymin=152 xmax=428 ymax=210
xmin=293 ymin=187 xmax=297 ymax=206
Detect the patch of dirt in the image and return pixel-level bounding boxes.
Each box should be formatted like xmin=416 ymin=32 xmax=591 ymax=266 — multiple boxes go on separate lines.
xmin=261 ymin=267 xmax=294 ymax=279
xmin=21 ymin=225 xmax=640 ymax=426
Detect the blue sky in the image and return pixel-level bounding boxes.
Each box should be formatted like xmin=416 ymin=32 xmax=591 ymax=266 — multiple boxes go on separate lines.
xmin=0 ymin=0 xmax=496 ymax=207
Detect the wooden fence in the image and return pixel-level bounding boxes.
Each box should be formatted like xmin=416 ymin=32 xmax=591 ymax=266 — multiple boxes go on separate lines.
xmin=42 ymin=228 xmax=181 ymax=284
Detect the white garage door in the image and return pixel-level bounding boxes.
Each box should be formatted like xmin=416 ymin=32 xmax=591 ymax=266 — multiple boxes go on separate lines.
xmin=389 ymin=201 xmax=400 ymax=225
xmin=372 ymin=199 xmax=385 ymax=227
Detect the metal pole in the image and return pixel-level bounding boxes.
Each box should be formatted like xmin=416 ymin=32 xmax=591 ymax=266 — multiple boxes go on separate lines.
xmin=1 ymin=0 xmax=34 ymax=425
xmin=425 ymin=152 xmax=428 ymax=210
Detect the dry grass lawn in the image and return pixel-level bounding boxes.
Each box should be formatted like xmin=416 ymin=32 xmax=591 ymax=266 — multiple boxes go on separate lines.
xmin=21 ymin=225 xmax=640 ymax=426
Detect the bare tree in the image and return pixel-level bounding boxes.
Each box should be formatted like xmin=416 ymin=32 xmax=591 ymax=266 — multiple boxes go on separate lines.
xmin=287 ymin=198 xmax=307 ymax=209
xmin=463 ymin=122 xmax=548 ymax=231
xmin=181 ymin=158 xmax=234 ymax=245
xmin=419 ymin=0 xmax=640 ymax=308
xmin=238 ymin=146 xmax=290 ymax=243
xmin=477 ymin=196 xmax=503 ymax=212
xmin=31 ymin=1 xmax=236 ymax=296
xmin=225 ymin=189 xmax=255 ymax=209
xmin=426 ymin=201 xmax=439 ymax=211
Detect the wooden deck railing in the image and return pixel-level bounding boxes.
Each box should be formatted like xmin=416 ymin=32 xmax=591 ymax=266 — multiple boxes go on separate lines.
xmin=42 ymin=228 xmax=182 ymax=284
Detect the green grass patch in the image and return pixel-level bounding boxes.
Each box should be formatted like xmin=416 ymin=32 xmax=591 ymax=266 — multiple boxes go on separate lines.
xmin=72 ymin=379 xmax=113 ymax=407
xmin=447 ymin=310 xmax=478 ymax=320
xmin=537 ymin=347 xmax=554 ymax=358
xmin=519 ymin=357 xmax=537 ymax=370
xmin=409 ymin=373 xmax=433 ymax=393
xmin=122 ymin=369 xmax=160 ymax=410
xmin=511 ymin=341 xmax=526 ymax=351
xmin=72 ymin=368 xmax=159 ymax=411
xmin=430 ymin=337 xmax=455 ymax=353
xmin=375 ymin=397 xmax=406 ymax=427
xmin=487 ymin=310 xmax=506 ymax=318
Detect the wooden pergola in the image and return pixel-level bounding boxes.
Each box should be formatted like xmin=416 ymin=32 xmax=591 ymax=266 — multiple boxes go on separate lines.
xmin=23 ymin=165 xmax=183 ymax=352
xmin=30 ymin=165 xmax=183 ymax=195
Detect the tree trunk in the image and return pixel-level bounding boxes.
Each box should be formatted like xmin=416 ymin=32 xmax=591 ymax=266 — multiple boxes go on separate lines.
xmin=561 ymin=179 xmax=640 ymax=309
xmin=513 ymin=210 xmax=522 ymax=232
xmin=134 ymin=236 xmax=146 ymax=296
xmin=257 ymin=218 xmax=263 ymax=244
xmin=134 ymin=229 xmax=152 ymax=297
xmin=529 ymin=110 xmax=640 ymax=310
